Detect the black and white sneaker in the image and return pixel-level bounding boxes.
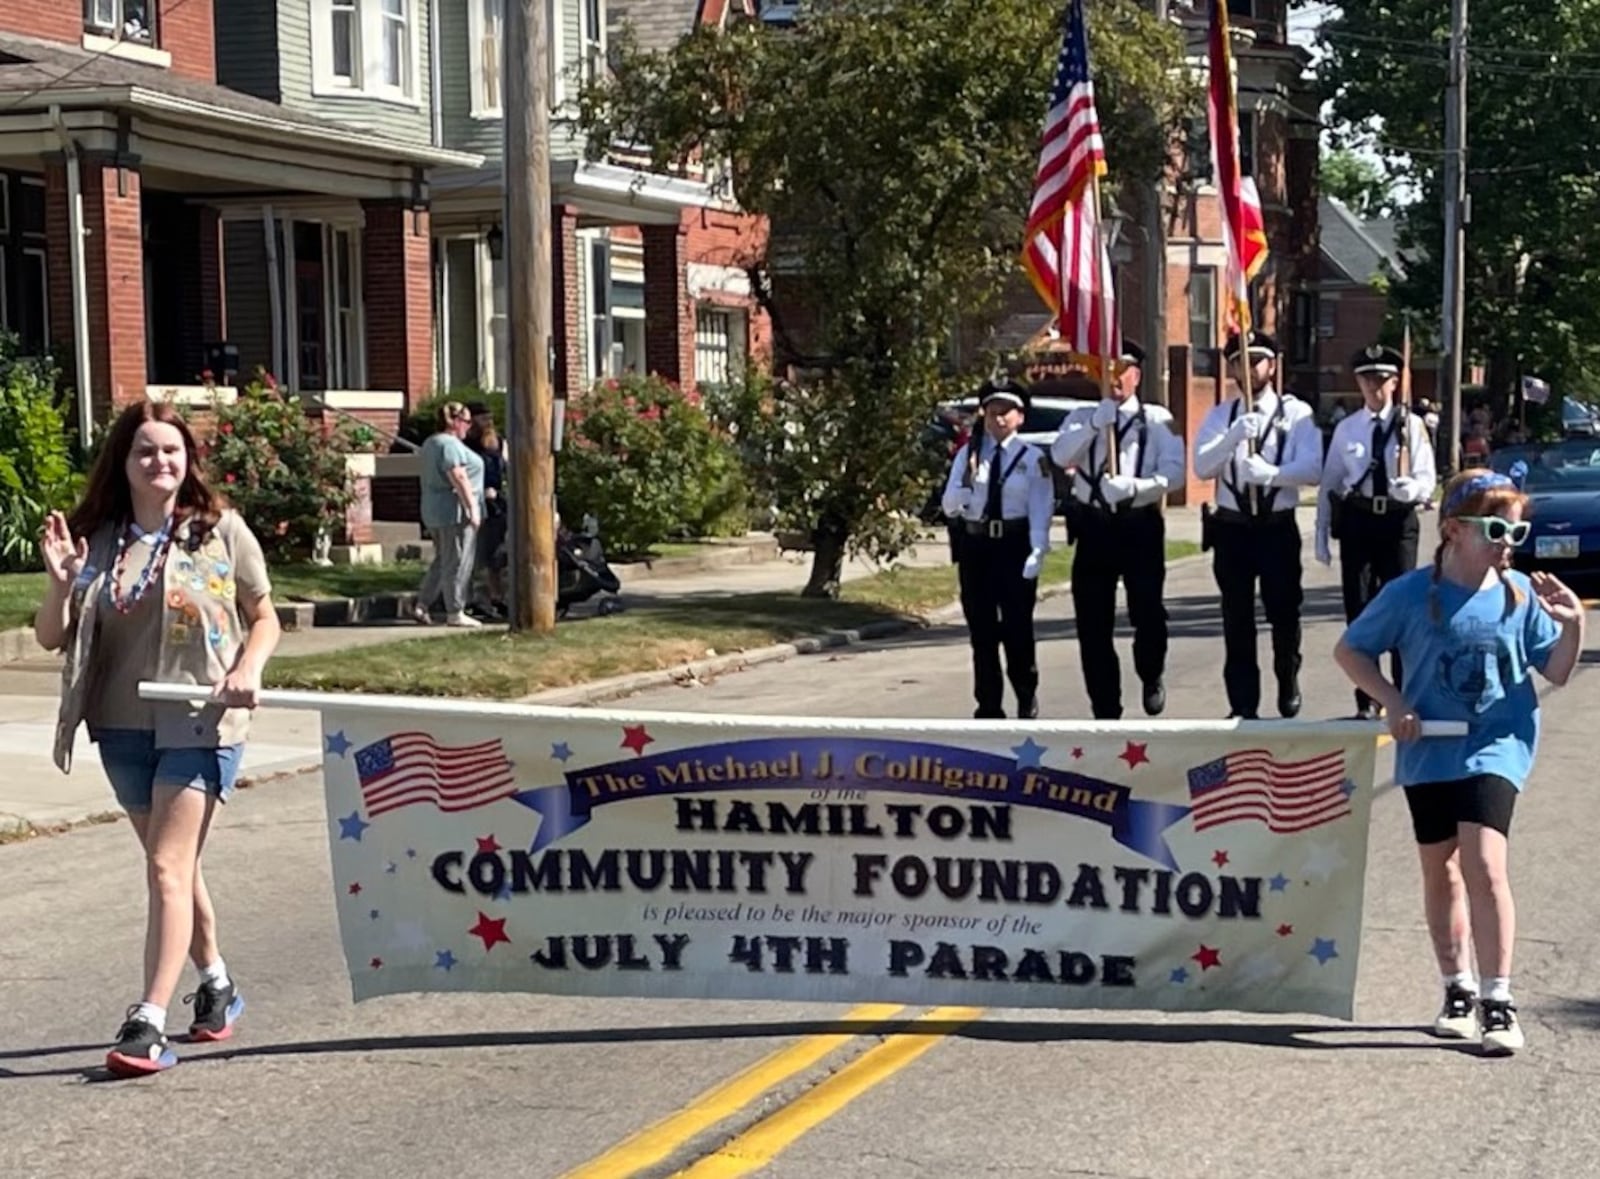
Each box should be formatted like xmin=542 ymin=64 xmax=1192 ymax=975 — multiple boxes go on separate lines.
xmin=105 ymin=1008 xmax=176 ymax=1077
xmin=1431 ymin=983 xmax=1477 ymax=1040
xmin=185 ymin=979 xmax=245 ymax=1043
xmin=1479 ymin=998 xmax=1525 ymax=1056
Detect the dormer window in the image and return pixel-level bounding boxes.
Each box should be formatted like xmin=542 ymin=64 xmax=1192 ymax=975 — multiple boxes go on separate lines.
xmin=85 ymin=0 xmax=157 ymax=45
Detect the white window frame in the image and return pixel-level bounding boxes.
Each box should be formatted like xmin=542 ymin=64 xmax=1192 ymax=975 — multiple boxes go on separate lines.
xmin=587 ymin=236 xmax=612 ymax=382
xmin=471 ymin=0 xmax=564 ymax=119
xmin=19 ymin=247 xmax=48 ymax=358
xmin=312 ymin=0 xmax=422 ymax=105
xmin=324 ymin=226 xmax=366 ymax=389
xmin=84 ymin=0 xmax=157 ymax=46
xmin=580 ymin=0 xmax=606 ymax=86
xmin=694 ymin=305 xmax=745 ymax=389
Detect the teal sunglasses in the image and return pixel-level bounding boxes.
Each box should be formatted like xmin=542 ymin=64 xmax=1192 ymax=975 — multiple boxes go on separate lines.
xmin=1456 ymin=515 xmax=1532 ymax=546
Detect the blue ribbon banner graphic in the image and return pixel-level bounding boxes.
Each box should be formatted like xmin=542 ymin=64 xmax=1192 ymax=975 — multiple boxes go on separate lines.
xmin=512 ymin=737 xmax=1190 ymax=868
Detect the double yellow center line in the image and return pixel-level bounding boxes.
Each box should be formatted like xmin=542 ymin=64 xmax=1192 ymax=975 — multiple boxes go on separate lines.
xmin=561 ymin=1004 xmax=978 ymax=1178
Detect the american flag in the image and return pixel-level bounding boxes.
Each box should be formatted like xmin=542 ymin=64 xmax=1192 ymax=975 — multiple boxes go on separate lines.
xmin=1185 ymin=749 xmax=1352 ymax=834
xmin=1207 ymin=1 xmax=1268 ymax=337
xmin=354 ymin=732 xmax=518 ymax=818
xmin=1021 ymin=0 xmax=1115 ymax=361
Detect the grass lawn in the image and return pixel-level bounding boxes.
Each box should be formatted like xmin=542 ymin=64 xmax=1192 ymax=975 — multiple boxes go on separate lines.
xmin=265 ymin=539 xmax=1202 ymax=700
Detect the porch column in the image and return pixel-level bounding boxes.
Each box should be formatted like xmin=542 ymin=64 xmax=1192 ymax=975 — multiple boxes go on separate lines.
xmin=642 ymin=214 xmax=696 ymax=393
xmin=363 ymin=200 xmax=434 ymax=408
xmin=44 ymin=155 xmax=147 ymax=416
xmin=198 ymin=206 xmax=226 ymax=361
xmin=551 ymin=203 xmax=581 ymax=400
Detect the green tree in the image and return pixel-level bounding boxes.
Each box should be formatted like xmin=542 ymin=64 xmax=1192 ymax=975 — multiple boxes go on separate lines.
xmin=579 ymin=0 xmax=1191 ymax=595
xmin=1319 ymin=148 xmax=1394 ymax=219
xmin=1317 ymin=2 xmax=1600 ymax=416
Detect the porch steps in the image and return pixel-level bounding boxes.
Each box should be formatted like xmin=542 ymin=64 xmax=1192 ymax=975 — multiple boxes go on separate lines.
xmin=367 ymin=521 xmax=434 ymax=564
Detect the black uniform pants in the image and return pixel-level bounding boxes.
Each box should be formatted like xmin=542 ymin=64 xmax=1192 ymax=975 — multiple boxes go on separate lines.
xmin=957 ymin=530 xmax=1039 ymax=717
xmin=1338 ymin=504 xmax=1421 ymax=711
xmin=1071 ymin=506 xmax=1167 ymax=719
xmin=1211 ymin=511 xmax=1303 ymax=718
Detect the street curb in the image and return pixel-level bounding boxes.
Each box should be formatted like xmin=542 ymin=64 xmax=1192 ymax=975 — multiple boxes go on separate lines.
xmin=520 ymin=551 xmax=1213 ymax=708
xmin=271 ymin=537 xmax=785 ymax=630
xmin=0 ymin=626 xmax=45 ymax=664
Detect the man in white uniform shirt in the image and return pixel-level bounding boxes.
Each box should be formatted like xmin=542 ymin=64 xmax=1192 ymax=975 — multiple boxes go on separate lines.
xmin=1316 ymin=343 xmax=1438 ymax=718
xmin=941 ymin=379 xmax=1056 ymax=719
xmin=1193 ymin=330 xmax=1323 ymax=719
xmin=1051 ymin=340 xmax=1187 ymax=718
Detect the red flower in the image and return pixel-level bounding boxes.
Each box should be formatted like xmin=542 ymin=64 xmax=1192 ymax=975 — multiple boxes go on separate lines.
xmin=641 ymin=405 xmax=661 ymax=422
xmin=274 ymin=520 xmax=289 ymax=536
xmin=220 ymin=421 xmax=234 ymax=434
xmin=262 ymin=372 xmax=278 ymax=391
xmin=225 ymin=472 xmax=237 ymax=484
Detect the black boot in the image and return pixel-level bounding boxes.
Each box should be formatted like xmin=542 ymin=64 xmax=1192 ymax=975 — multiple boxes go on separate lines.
xmin=1142 ymin=678 xmax=1166 ymax=717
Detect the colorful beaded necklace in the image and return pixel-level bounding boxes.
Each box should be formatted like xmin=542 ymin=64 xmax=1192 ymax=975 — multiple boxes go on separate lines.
xmin=106 ymin=516 xmax=175 ymax=615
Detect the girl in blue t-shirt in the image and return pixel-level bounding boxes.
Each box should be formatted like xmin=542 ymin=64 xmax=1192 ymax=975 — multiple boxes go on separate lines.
xmin=1334 ymin=468 xmax=1584 ymax=1056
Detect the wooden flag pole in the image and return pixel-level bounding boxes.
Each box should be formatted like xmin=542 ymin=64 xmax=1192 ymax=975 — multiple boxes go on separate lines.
xmin=1397 ymin=320 xmax=1414 ymax=477
xmin=1090 ymin=175 xmax=1118 ymax=476
xmin=1233 ymin=309 xmax=1259 ymax=513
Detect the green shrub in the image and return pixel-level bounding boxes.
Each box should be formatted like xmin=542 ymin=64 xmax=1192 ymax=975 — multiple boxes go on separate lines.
xmin=205 ymin=373 xmax=358 ymax=564
xmin=402 ymin=386 xmax=505 ymax=447
xmin=0 ymin=341 xmax=81 ymax=572
xmin=557 ymin=374 xmax=747 ymax=554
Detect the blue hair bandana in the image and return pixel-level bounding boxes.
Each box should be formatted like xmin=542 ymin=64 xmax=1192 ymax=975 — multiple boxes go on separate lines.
xmin=1443 ymin=468 xmax=1523 ymax=516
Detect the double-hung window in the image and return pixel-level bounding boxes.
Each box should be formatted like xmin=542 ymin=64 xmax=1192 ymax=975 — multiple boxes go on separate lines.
xmin=470 ymin=1 xmax=566 ymax=117
xmin=314 ymin=0 xmax=419 ymax=102
xmin=85 ymin=0 xmax=156 ymax=45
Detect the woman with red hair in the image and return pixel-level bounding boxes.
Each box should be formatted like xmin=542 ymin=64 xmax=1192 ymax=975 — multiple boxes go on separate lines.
xmin=35 ymin=401 xmax=280 ymax=1077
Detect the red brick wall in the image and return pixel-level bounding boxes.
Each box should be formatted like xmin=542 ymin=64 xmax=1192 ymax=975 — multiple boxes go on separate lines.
xmin=1167 ymin=345 xmax=1220 ymax=507
xmin=44 ymin=163 xmax=73 ymax=381
xmin=0 ymin=2 xmax=81 ymax=43
xmin=552 ymin=204 xmax=581 ymax=401
xmin=684 ymin=206 xmax=771 ymax=365
xmin=161 ymin=0 xmax=215 ymax=82
xmin=82 ymin=159 xmax=147 ymax=413
xmin=363 ymin=202 xmax=434 ymax=408
xmin=643 ymin=218 xmax=694 ymax=391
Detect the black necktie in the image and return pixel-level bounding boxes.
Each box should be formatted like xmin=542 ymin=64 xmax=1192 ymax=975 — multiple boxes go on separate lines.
xmin=1370 ymin=414 xmax=1389 ymax=496
xmin=985 ymin=440 xmax=1005 ymax=519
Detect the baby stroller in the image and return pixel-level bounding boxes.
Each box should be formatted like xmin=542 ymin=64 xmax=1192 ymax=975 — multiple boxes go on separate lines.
xmin=558 ymin=525 xmax=623 ymax=618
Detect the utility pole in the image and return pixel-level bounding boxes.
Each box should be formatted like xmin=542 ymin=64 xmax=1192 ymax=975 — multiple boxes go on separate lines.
xmin=504 ymin=0 xmax=557 ymax=633
xmin=1440 ymin=0 xmax=1468 ymax=474
xmin=1141 ymin=0 xmax=1170 ymax=405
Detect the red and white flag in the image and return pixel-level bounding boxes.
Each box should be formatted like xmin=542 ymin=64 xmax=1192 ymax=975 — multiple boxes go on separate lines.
xmin=1208 ymin=2 xmax=1269 ymax=337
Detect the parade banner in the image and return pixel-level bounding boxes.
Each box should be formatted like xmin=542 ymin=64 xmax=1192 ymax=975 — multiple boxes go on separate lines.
xmin=299 ymin=697 xmax=1388 ymax=1020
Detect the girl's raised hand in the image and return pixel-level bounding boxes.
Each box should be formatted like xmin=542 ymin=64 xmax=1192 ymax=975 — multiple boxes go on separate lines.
xmin=39 ymin=512 xmax=88 ymax=589
xmin=1531 ymin=571 xmax=1585 ymax=625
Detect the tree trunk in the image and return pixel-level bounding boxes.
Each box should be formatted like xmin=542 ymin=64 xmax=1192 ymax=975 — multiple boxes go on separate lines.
xmin=802 ymin=517 xmax=848 ymax=598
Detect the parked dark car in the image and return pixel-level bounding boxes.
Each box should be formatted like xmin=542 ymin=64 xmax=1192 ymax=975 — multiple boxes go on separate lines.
xmin=1489 ymin=440 xmax=1600 ymax=574
xmin=1561 ymin=396 xmax=1598 ymax=438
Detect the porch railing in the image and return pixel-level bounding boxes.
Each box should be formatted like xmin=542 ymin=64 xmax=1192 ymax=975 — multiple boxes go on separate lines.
xmin=299 ymin=392 xmax=418 ymax=453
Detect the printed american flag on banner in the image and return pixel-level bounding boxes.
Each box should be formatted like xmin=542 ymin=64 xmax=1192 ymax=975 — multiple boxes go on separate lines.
xmin=354 ymin=732 xmax=518 ymax=818
xmin=1185 ymin=749 xmax=1353 ymax=834
xmin=1020 ymin=0 xmax=1116 ymax=361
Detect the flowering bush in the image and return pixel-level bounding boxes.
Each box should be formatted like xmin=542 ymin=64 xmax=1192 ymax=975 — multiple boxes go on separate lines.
xmin=0 ymin=339 xmax=80 ymax=572
xmin=557 ymin=374 xmax=747 ymax=555
xmin=206 ymin=372 xmax=358 ymax=563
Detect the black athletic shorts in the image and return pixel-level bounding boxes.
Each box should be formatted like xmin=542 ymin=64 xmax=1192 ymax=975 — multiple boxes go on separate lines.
xmin=1403 ymin=774 xmax=1518 ymax=844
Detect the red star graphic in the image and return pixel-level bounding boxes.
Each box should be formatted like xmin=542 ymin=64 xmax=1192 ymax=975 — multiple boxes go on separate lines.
xmin=1211 ymin=849 xmax=1230 ymax=869
xmin=370 ymin=957 xmax=383 ymax=970
xmin=469 ymin=911 xmax=511 ymax=952
xmin=1276 ymin=923 xmax=1294 ymax=938
xmin=621 ymin=724 xmax=655 ymax=756
xmin=1192 ymin=944 xmax=1222 ymax=971
xmin=1119 ymin=741 xmax=1150 ymax=769
xmin=348 ymin=881 xmax=362 ymax=896
xmin=1070 ymin=747 xmax=1084 ymax=760
xmin=476 ymin=834 xmax=501 ymax=854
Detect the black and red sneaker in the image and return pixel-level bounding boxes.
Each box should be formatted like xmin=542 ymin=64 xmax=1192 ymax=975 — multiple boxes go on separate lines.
xmin=105 ymin=1010 xmax=176 ymax=1077
xmin=185 ymin=979 xmax=245 ymax=1043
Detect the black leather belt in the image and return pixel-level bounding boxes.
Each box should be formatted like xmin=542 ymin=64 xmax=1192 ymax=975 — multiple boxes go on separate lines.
xmin=963 ymin=518 xmax=1030 ymax=539
xmin=1343 ymin=494 xmax=1413 ymax=517
xmin=1213 ymin=506 xmax=1296 ymax=526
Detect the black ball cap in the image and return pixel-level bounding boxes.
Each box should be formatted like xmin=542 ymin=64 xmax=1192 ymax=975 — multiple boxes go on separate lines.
xmin=978 ymin=378 xmax=1031 ymax=411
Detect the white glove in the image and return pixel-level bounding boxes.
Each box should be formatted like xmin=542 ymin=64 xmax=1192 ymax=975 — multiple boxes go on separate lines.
xmin=1022 ymin=549 xmax=1042 ymax=580
xmin=1098 ymin=474 xmax=1138 ymax=505
xmin=1342 ymin=442 xmax=1368 ymax=481
xmin=1240 ymin=454 xmax=1279 ymax=486
xmin=1315 ymin=528 xmax=1332 ymax=567
xmin=1090 ymin=399 xmax=1119 ymax=430
xmin=1229 ymin=412 xmax=1267 ymax=443
xmin=1389 ymin=476 xmax=1423 ymax=504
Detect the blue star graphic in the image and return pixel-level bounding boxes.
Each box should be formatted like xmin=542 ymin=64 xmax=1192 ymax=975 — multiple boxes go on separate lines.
xmin=1011 ymin=737 xmax=1048 ymax=770
xmin=406 ymin=848 xmax=418 ymax=859
xmin=435 ymin=949 xmax=457 ymax=972
xmin=1340 ymin=777 xmax=1359 ymax=799
xmin=551 ymin=741 xmax=573 ymax=763
xmin=337 ymin=811 xmax=369 ymax=842
xmin=385 ymin=861 xmax=398 ymax=875
xmin=1269 ymin=873 xmax=1291 ymax=893
xmin=325 ymin=730 xmax=352 ymax=758
xmin=1169 ymin=967 xmax=1189 ymax=984
xmin=369 ymin=908 xmax=380 ymax=920
xmin=494 ymin=881 xmax=512 ymax=902
xmin=1308 ymin=937 xmax=1340 ymax=966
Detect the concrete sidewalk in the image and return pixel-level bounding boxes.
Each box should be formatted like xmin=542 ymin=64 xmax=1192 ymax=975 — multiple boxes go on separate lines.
xmin=0 ymin=502 xmax=1273 ymax=837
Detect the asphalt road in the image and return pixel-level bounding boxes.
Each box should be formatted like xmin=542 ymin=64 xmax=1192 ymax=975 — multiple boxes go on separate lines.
xmin=3 ymin=550 xmax=1598 ymax=1179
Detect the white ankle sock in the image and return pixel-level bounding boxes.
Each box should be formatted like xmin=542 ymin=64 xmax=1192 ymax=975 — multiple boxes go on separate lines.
xmin=133 ymin=1002 xmax=166 ymax=1031
xmin=1485 ymin=976 xmax=1513 ymax=1002
xmin=199 ymin=958 xmax=231 ymax=989
xmin=1443 ymin=970 xmax=1478 ymax=993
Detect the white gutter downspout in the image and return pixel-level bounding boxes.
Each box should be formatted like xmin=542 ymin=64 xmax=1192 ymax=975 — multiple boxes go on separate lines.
xmin=262 ymin=205 xmax=284 ymax=382
xmin=50 ymin=105 xmax=94 ymax=451
xmin=428 ymin=0 xmax=443 ymax=148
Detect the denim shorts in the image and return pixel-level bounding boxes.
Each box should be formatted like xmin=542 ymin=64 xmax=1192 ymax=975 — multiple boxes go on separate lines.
xmin=91 ymin=728 xmax=244 ymax=813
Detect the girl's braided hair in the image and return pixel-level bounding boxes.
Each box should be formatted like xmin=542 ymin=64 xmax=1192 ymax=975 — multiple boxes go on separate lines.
xmin=1429 ymin=468 xmax=1530 ymax=623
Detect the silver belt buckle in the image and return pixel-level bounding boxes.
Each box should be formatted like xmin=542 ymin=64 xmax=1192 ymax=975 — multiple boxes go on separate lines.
xmin=1372 ymin=495 xmax=1389 ymax=515
xmin=988 ymin=519 xmax=1004 ymax=540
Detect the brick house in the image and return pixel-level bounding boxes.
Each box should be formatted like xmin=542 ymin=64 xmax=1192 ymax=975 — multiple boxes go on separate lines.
xmin=0 ymin=0 xmax=478 ymax=444
xmin=429 ymin=0 xmax=771 ymax=402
